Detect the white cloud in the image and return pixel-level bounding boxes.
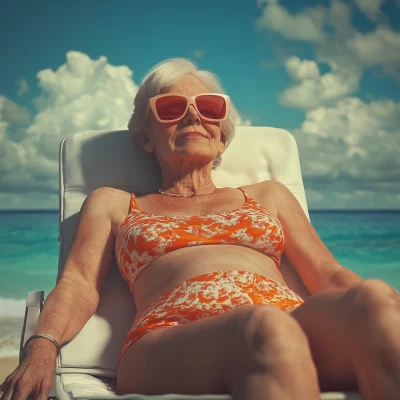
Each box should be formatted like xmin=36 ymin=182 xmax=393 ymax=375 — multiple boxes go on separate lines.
xmin=293 ymin=97 xmax=400 ymax=208
xmin=256 ymin=0 xmax=400 ymax=208
xmin=256 ymin=0 xmax=400 ymax=82
xmin=0 ymin=122 xmax=25 ymax=174
xmin=279 ymin=57 xmax=361 ymax=109
xmin=323 ymin=0 xmax=355 ymax=39
xmin=285 ymin=56 xmax=320 ymax=80
xmin=17 ymin=78 xmax=29 ymax=96
xmin=255 ymin=1 xmax=327 ymax=42
xmin=0 ymin=51 xmax=139 ymax=208
xmin=346 ymin=27 xmax=400 ymax=67
xmin=236 ymin=115 xmax=252 ymax=126
xmin=0 ymin=96 xmax=32 ymax=126
xmin=301 ymin=97 xmax=400 ymax=142
xmin=353 ymin=0 xmax=385 ymax=21
xmin=190 ymin=49 xmax=205 ymax=59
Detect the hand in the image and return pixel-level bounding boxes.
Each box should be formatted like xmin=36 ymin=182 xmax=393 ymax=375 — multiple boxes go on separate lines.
xmin=0 ymin=338 xmax=58 ymax=400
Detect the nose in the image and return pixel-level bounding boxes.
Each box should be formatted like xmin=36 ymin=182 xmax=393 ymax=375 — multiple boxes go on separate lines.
xmin=183 ymin=104 xmax=201 ymax=124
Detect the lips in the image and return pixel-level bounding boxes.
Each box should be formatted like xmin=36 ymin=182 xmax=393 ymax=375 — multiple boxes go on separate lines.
xmin=181 ymin=131 xmax=206 ymax=138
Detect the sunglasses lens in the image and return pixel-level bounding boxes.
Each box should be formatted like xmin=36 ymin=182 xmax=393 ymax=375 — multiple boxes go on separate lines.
xmin=155 ymin=96 xmax=187 ymax=121
xmin=196 ymin=95 xmax=226 ymax=120
xmin=155 ymin=95 xmax=226 ymax=121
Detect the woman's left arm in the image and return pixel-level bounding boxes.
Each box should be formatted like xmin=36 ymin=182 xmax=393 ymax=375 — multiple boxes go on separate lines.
xmin=316 ymin=263 xmax=365 ymax=293
xmin=267 ymin=180 xmax=365 ymax=295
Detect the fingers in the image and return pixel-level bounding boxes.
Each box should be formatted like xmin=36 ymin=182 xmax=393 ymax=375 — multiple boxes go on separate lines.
xmin=0 ymin=354 xmax=55 ymax=400
xmin=0 ymin=374 xmax=52 ymax=400
xmin=0 ymin=374 xmax=14 ymax=400
xmin=4 ymin=378 xmax=31 ymax=400
xmin=0 ymin=369 xmax=17 ymax=390
xmin=35 ymin=381 xmax=53 ymax=400
xmin=2 ymin=381 xmax=50 ymax=400
xmin=0 ymin=378 xmax=7 ymax=392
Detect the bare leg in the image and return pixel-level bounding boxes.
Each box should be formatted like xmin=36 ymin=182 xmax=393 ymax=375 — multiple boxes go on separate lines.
xmin=342 ymin=280 xmax=400 ymax=400
xmin=117 ymin=304 xmax=320 ymax=399
xmin=288 ymin=288 xmax=358 ymax=392
xmin=238 ymin=279 xmax=400 ymax=400
xmin=226 ymin=306 xmax=321 ymax=400
xmin=118 ymin=269 xmax=320 ymax=399
xmin=288 ymin=279 xmax=400 ymax=399
xmin=230 ymin=358 xmax=320 ymax=400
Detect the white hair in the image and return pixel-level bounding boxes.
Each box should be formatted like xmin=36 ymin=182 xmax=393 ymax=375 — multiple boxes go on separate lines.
xmin=127 ymin=57 xmax=238 ymax=169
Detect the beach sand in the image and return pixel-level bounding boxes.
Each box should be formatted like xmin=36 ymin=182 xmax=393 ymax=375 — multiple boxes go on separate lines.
xmin=0 ymin=317 xmax=23 ymax=383
xmin=0 ymin=356 xmax=19 ymax=383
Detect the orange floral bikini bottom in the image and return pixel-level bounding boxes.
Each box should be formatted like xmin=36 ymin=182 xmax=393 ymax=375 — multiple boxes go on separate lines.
xmin=118 ymin=270 xmax=305 ymax=365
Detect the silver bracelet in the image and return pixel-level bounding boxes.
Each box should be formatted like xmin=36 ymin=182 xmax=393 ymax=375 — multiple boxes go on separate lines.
xmin=24 ymin=334 xmax=61 ymax=355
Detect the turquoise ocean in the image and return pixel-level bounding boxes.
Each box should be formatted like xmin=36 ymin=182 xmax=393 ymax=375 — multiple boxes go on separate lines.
xmin=0 ymin=210 xmax=399 ymax=357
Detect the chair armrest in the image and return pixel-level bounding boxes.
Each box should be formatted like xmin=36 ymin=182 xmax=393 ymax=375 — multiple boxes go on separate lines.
xmin=20 ymin=290 xmax=44 ymax=362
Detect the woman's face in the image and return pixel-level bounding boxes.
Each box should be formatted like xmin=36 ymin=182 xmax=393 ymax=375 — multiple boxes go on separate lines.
xmin=143 ymin=75 xmax=226 ymax=166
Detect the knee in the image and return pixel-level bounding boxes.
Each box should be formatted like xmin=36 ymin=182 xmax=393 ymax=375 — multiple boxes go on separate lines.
xmin=222 ymin=305 xmax=314 ymax=388
xmin=346 ymin=279 xmax=400 ymax=323
xmin=240 ymin=306 xmax=310 ymax=365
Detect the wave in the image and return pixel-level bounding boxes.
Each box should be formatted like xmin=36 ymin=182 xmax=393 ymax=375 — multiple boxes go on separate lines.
xmin=0 ymin=316 xmax=24 ymax=358
xmin=0 ymin=297 xmax=26 ymax=317
xmin=0 ymin=332 xmax=20 ymax=358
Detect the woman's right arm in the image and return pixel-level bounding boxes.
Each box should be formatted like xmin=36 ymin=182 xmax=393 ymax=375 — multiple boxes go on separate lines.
xmin=29 ymin=187 xmax=116 ymax=351
xmin=0 ymin=188 xmax=115 ymax=397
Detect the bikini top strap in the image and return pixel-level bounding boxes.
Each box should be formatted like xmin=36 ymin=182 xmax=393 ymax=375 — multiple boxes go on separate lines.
xmin=129 ymin=192 xmax=140 ymax=213
xmin=237 ymin=186 xmax=249 ymax=202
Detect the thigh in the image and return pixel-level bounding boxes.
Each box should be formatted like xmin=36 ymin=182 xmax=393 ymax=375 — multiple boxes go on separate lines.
xmin=117 ymin=303 xmax=257 ymax=396
xmin=117 ymin=270 xmax=304 ymax=395
xmin=288 ymin=288 xmax=359 ymax=392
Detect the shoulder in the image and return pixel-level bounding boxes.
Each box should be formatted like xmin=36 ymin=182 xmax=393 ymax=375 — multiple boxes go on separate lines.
xmin=239 ymin=180 xmax=284 ymax=193
xmin=260 ymin=180 xmax=285 ymax=190
xmin=88 ymin=186 xmax=123 ymax=203
xmin=86 ymin=187 xmax=132 ymax=217
xmin=258 ymin=180 xmax=297 ymax=212
xmin=240 ymin=180 xmax=286 ymax=200
xmin=257 ymin=181 xmax=308 ymax=223
xmin=239 ymin=180 xmax=286 ymax=218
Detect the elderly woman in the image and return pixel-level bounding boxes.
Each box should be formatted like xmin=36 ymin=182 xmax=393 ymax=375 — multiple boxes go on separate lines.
xmin=1 ymin=58 xmax=400 ymax=400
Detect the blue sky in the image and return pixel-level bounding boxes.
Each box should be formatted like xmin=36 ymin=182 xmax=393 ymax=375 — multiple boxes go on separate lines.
xmin=1 ymin=0 xmax=399 ymax=209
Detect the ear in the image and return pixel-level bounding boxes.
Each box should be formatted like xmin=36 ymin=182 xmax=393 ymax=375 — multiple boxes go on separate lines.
xmin=138 ymin=129 xmax=155 ymax=153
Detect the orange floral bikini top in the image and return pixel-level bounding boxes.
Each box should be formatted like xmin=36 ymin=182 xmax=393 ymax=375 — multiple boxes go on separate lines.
xmin=115 ymin=187 xmax=285 ymax=293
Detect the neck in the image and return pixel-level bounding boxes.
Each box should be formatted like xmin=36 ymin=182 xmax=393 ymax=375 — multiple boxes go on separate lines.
xmin=158 ymin=162 xmax=217 ymax=197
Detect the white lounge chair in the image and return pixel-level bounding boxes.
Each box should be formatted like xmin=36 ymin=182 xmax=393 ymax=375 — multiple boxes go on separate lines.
xmin=20 ymin=126 xmax=363 ymax=399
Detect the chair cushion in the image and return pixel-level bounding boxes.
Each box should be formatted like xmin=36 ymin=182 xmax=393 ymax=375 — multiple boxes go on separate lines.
xmin=59 ymin=374 xmax=362 ymax=400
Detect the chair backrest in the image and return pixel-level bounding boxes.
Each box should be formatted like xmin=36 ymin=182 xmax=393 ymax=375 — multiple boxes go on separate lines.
xmin=56 ymin=126 xmax=311 ymax=376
